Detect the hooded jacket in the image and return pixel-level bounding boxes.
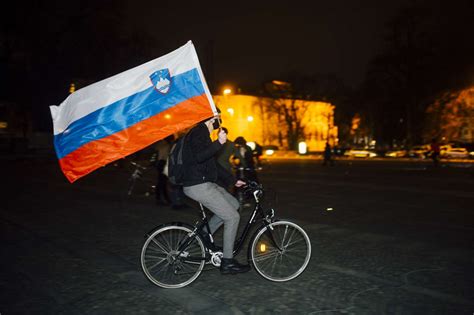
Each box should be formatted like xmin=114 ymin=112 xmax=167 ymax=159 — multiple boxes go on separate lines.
xmin=182 ymin=123 xmax=235 ymax=187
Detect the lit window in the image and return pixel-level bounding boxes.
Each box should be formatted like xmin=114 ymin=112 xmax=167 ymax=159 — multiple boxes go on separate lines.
xmin=298 ymin=142 xmax=307 ymax=154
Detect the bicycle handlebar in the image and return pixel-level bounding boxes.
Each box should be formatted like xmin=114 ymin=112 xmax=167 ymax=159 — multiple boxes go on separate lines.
xmin=241 ymin=180 xmax=262 ymax=192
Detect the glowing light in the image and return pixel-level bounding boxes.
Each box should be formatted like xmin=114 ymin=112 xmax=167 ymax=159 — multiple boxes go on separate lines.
xmin=298 ymin=142 xmax=307 ymax=154
xmin=272 ymin=80 xmax=290 ymax=86
xmin=227 ymin=108 xmax=234 ymax=116
xmin=265 ymin=149 xmax=275 ymax=156
xmin=223 ymin=88 xmax=232 ymax=95
xmin=69 ymin=83 xmax=76 ymax=94
xmin=260 ymin=243 xmax=267 ymax=252
xmin=164 ymin=114 xmax=171 ymax=119
xmin=247 ymin=142 xmax=256 ymax=150
xmin=247 ymin=116 xmax=254 ymax=122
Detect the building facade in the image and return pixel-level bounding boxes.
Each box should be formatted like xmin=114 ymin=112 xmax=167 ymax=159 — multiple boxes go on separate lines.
xmin=213 ymin=94 xmax=337 ymax=152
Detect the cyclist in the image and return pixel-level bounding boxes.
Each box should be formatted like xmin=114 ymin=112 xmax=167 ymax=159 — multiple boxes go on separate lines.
xmin=181 ymin=110 xmax=250 ymax=275
xmin=233 ymin=136 xmax=258 ymax=182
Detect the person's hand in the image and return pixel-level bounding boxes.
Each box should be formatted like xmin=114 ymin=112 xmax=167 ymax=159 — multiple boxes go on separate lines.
xmin=218 ymin=128 xmax=227 ymax=144
xmin=235 ymin=180 xmax=246 ymax=187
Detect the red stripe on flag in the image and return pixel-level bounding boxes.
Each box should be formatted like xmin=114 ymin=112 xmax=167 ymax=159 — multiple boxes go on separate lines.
xmin=59 ymin=94 xmax=214 ymax=183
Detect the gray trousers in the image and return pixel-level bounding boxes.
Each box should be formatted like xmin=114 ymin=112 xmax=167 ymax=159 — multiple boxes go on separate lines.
xmin=183 ymin=182 xmax=240 ymax=258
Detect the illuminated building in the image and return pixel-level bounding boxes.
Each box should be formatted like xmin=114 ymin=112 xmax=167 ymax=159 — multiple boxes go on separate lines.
xmin=213 ymin=94 xmax=337 ymax=152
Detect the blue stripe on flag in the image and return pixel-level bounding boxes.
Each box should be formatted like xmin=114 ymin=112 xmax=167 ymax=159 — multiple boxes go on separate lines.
xmin=54 ymin=68 xmax=204 ymax=159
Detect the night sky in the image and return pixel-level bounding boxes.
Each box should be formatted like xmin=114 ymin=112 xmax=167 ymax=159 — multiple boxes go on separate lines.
xmin=111 ymin=0 xmax=473 ymax=89
xmin=124 ymin=0 xmax=417 ymax=88
xmin=1 ymin=0 xmax=473 ymax=131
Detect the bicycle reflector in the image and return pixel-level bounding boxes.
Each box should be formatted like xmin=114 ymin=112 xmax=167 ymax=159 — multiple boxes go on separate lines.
xmin=260 ymin=243 xmax=267 ymax=252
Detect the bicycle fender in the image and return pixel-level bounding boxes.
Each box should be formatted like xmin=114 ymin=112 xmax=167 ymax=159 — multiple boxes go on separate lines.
xmin=144 ymin=221 xmax=195 ymax=238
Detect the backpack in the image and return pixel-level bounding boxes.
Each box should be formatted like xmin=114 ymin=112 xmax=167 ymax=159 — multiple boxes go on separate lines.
xmin=167 ymin=134 xmax=187 ymax=185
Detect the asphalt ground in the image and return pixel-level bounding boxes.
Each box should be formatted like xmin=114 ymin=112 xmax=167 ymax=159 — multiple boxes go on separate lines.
xmin=1 ymin=155 xmax=474 ymax=314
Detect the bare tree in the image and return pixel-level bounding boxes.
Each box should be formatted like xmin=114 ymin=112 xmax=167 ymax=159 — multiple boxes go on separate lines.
xmin=360 ymin=1 xmax=474 ymax=147
xmin=262 ymin=80 xmax=310 ymax=150
xmin=424 ymin=87 xmax=474 ymax=142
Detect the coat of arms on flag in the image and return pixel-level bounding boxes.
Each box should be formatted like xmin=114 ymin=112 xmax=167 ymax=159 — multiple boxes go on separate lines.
xmin=150 ymin=69 xmax=171 ymax=94
xmin=50 ymin=41 xmax=217 ymax=183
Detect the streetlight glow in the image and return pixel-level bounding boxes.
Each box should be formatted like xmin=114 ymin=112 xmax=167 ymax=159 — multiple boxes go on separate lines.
xmin=247 ymin=115 xmax=254 ymax=122
xmin=223 ymin=88 xmax=232 ymax=95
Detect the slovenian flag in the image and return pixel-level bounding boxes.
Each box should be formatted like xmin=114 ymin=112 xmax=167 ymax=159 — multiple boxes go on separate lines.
xmin=50 ymin=41 xmax=216 ymax=183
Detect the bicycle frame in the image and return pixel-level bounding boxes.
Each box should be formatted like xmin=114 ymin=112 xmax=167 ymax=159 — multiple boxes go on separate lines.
xmin=232 ymin=191 xmax=276 ymax=255
xmin=174 ymin=185 xmax=281 ymax=259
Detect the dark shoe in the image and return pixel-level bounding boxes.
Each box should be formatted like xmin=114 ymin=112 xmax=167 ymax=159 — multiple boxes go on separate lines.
xmin=220 ymin=258 xmax=251 ymax=275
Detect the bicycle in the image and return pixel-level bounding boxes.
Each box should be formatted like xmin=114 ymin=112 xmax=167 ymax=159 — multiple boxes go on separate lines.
xmin=125 ymin=153 xmax=157 ymax=197
xmin=140 ymin=181 xmax=311 ymax=288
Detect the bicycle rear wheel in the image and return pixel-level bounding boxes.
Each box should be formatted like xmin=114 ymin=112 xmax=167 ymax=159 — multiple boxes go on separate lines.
xmin=141 ymin=223 xmax=206 ymax=288
xmin=250 ymin=220 xmax=311 ymax=282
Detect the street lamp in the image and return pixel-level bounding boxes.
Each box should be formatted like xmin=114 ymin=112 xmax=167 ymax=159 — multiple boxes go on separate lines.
xmin=223 ymin=88 xmax=232 ymax=95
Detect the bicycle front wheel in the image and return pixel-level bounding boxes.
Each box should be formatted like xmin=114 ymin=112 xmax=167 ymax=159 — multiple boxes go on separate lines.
xmin=250 ymin=220 xmax=311 ymax=282
xmin=141 ymin=223 xmax=206 ymax=288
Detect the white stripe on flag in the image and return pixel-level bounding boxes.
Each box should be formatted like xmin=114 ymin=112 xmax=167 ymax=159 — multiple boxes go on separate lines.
xmin=50 ymin=41 xmax=211 ymax=135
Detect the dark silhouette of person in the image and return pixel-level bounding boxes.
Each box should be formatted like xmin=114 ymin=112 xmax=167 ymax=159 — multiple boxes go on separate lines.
xmin=233 ymin=136 xmax=258 ymax=182
xmin=430 ymin=138 xmax=440 ymax=167
xmin=252 ymin=142 xmax=263 ymax=168
xmin=216 ymin=127 xmax=235 ymax=174
xmin=323 ymin=142 xmax=334 ymax=166
xmin=154 ymin=135 xmax=174 ymax=205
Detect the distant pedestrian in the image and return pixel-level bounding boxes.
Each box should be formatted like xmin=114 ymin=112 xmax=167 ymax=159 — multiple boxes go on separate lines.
xmin=216 ymin=127 xmax=236 ymax=191
xmin=233 ymin=136 xmax=258 ymax=182
xmin=154 ymin=135 xmax=173 ymax=205
xmin=430 ymin=138 xmax=440 ymax=167
xmin=216 ymin=127 xmax=235 ymax=174
xmin=252 ymin=142 xmax=263 ymax=168
xmin=323 ymin=142 xmax=334 ymax=166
